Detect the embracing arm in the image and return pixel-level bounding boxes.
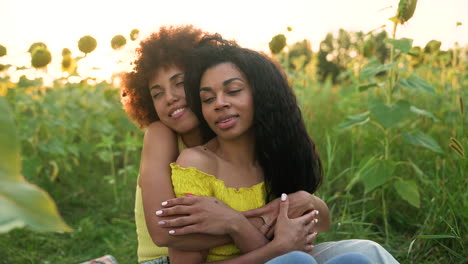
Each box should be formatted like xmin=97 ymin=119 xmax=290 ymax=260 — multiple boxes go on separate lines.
xmin=140 ymin=122 xmax=230 ymax=250
xmin=243 ymin=190 xmax=331 ymax=235
xmin=207 ymin=194 xmax=318 ymax=264
xmin=160 ymin=149 xmax=269 ymax=253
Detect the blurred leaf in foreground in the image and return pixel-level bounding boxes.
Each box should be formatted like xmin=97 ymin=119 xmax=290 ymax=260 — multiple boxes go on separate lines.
xmin=0 ymin=97 xmax=71 ymax=233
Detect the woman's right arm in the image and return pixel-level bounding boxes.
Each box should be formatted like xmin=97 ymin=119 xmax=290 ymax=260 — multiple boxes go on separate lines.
xmin=139 ymin=121 xmax=231 ymax=250
xmin=207 ymin=193 xmax=318 ymax=264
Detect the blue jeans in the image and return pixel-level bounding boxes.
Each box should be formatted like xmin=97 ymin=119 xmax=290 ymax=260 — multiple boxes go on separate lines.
xmin=265 ymin=251 xmax=372 ymax=264
xmin=312 ymin=239 xmax=399 ymax=264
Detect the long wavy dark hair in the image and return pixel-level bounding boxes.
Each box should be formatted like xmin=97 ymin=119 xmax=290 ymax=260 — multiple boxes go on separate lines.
xmin=184 ymin=40 xmax=323 ymax=200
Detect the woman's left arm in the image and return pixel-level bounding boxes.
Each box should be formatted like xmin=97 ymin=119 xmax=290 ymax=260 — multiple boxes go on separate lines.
xmin=242 ymin=191 xmax=331 ymax=233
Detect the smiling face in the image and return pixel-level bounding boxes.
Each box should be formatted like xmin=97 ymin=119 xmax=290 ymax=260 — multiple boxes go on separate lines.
xmin=148 ymin=65 xmax=199 ymax=134
xmin=199 ymin=62 xmax=254 ymax=140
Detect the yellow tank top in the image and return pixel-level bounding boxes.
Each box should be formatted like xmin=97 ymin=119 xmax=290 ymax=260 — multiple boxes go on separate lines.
xmin=135 ymin=137 xmax=186 ymax=263
xmin=171 ymin=163 xmax=266 ymax=262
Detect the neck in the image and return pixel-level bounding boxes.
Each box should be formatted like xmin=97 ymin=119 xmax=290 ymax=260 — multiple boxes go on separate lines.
xmin=214 ymin=130 xmax=257 ymax=167
xmin=180 ymin=127 xmax=203 ymax=148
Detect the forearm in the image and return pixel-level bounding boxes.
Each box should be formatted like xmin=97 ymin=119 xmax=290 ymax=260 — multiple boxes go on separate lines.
xmin=169 ymin=247 xmax=207 ymax=264
xmin=229 ymin=215 xmax=269 ymax=253
xmin=159 ymin=214 xmax=264 ymax=250
xmin=163 ymin=233 xmax=231 ymax=250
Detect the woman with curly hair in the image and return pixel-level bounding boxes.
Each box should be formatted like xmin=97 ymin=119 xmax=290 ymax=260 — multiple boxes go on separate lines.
xmin=121 ymin=25 xmax=331 ymax=264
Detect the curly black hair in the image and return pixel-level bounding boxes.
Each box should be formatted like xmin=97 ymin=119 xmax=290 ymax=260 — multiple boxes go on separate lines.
xmin=120 ymin=25 xmax=204 ymax=128
xmin=184 ymin=42 xmax=323 ymax=201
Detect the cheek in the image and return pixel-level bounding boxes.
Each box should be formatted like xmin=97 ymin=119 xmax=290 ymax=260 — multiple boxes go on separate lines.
xmin=153 ymin=101 xmax=165 ymax=118
xmin=201 ymin=106 xmax=210 ymax=122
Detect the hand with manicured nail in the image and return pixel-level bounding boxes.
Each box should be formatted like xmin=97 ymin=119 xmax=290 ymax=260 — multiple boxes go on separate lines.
xmin=270 ymin=193 xmax=319 ymax=255
xmin=156 ymin=195 xmax=244 ymax=236
xmin=242 ymin=190 xmax=325 ymax=239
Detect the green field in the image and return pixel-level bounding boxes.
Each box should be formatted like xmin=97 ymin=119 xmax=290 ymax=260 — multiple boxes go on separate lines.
xmin=1 ymin=24 xmax=468 ymax=264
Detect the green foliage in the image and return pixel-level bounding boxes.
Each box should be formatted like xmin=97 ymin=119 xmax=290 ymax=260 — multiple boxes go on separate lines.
xmin=360 ymin=159 xmax=395 ymax=194
xmin=0 ymin=97 xmax=71 ymax=233
xmin=78 ymin=35 xmax=97 ymax=55
xmin=111 ymin=35 xmax=127 ymax=50
xmin=402 ymin=130 xmax=443 ymax=153
xmin=288 ymin=40 xmax=312 ymax=69
xmin=394 ymin=179 xmax=420 ymax=207
xmin=0 ymin=44 xmax=6 ymax=57
xmin=269 ymin=34 xmax=286 ymax=54
xmin=1 ymin=77 xmax=141 ymax=262
xmin=28 ymin=42 xmax=47 ymax=53
xmin=335 ymin=112 xmax=370 ymax=131
xmin=360 ymin=60 xmax=394 ymax=79
xmin=31 ymin=47 xmax=52 ymax=69
xmin=369 ymin=99 xmax=411 ymax=129
xmin=130 ymin=29 xmax=140 ymax=41
xmin=385 ymin=38 xmax=413 ymax=54
xmin=398 ymin=74 xmax=435 ymax=94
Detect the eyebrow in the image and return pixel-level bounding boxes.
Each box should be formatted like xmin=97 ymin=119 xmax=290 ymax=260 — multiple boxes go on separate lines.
xmin=199 ymin=77 xmax=244 ymax=92
xmin=150 ymin=72 xmax=184 ymax=91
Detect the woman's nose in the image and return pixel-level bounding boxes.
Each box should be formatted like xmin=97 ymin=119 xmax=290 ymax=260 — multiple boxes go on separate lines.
xmin=214 ymin=95 xmax=230 ymax=110
xmin=166 ymin=89 xmax=179 ymax=105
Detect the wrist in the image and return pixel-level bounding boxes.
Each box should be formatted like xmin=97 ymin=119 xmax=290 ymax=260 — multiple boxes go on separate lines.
xmin=269 ymin=238 xmax=288 ymax=256
xmin=227 ymin=212 xmax=247 ymax=236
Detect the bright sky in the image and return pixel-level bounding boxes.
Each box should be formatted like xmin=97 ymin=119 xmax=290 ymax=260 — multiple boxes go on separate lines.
xmin=1 ymin=0 xmax=467 ymax=82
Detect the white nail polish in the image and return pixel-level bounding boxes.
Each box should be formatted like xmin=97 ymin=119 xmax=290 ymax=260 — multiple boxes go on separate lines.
xmin=314 ymin=218 xmax=319 ymax=223
xmin=281 ymin=193 xmax=287 ymax=201
xmin=169 ymin=230 xmax=175 ymax=235
xmin=155 ymin=210 xmax=163 ymax=215
xmin=314 ymin=210 xmax=319 ymax=215
xmin=161 ymin=201 xmax=168 ymax=206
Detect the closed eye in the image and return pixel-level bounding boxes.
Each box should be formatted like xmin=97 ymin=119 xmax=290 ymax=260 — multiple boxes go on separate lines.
xmin=227 ymin=89 xmax=242 ymax=95
xmin=152 ymin=92 xmax=163 ymax=99
xmin=202 ymin=97 xmax=215 ymax=104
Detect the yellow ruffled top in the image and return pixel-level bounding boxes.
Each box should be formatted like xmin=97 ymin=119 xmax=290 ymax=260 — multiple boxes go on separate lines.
xmin=170 ymin=163 xmax=266 ymax=262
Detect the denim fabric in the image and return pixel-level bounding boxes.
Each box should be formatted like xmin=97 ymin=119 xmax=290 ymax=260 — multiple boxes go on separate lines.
xmin=325 ymin=253 xmax=372 ymax=264
xmin=312 ymin=239 xmax=399 ymax=264
xmin=266 ymin=251 xmax=373 ymax=264
xmin=266 ymin=251 xmax=317 ymax=264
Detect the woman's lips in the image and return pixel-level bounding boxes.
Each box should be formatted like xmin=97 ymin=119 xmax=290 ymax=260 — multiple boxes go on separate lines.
xmin=216 ymin=116 xmax=238 ymax=129
xmin=170 ymin=107 xmax=186 ymax=119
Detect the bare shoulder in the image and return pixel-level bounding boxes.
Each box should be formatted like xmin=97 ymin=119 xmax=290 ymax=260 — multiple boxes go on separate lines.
xmin=145 ymin=121 xmax=176 ymax=140
xmin=176 ymin=146 xmax=217 ymax=176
